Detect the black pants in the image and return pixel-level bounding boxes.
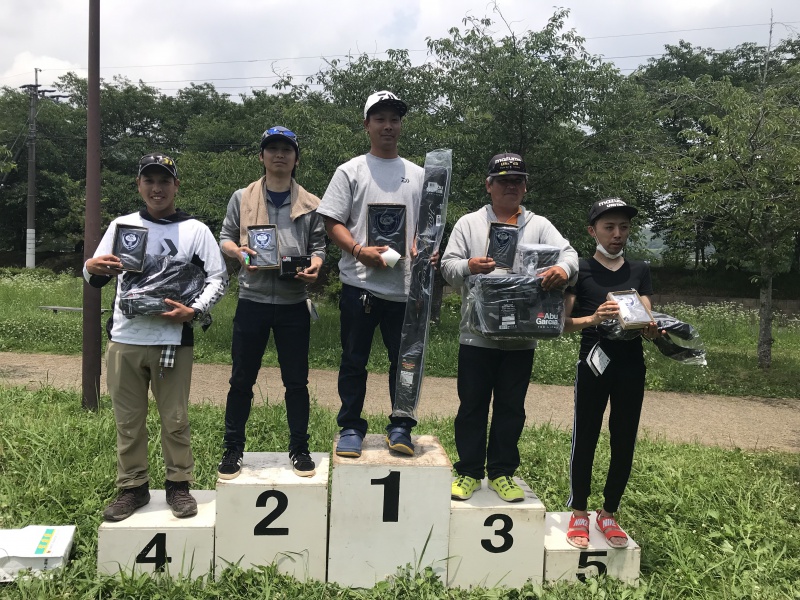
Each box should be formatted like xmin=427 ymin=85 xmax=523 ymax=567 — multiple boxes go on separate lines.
xmin=336 ymin=283 xmax=415 ymax=436
xmin=223 ymin=298 xmax=311 ymax=453
xmin=568 ymin=356 xmax=645 ymax=513
xmin=454 ymin=344 xmax=535 ymax=480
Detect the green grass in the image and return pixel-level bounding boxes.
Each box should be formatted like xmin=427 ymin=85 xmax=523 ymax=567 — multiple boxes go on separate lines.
xmin=1 ymin=269 xmax=799 ymax=399
xmin=0 ymin=386 xmax=798 ymax=598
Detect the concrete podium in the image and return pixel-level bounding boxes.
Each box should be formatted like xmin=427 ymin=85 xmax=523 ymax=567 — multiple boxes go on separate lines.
xmin=214 ymin=452 xmax=329 ymax=581
xmin=327 ymin=434 xmax=452 ymax=587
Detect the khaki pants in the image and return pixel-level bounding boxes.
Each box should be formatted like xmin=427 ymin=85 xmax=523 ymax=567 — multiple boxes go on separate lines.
xmin=106 ymin=341 xmax=194 ymax=488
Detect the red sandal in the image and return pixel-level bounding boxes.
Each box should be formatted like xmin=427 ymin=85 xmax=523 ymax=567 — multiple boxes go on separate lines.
xmin=595 ymin=510 xmax=628 ymax=548
xmin=566 ymin=512 xmax=590 ymax=549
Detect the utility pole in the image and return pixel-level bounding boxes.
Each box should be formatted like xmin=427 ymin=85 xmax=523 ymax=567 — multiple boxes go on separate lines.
xmin=20 ymin=69 xmax=56 ymax=269
xmin=83 ymin=0 xmax=102 ymax=411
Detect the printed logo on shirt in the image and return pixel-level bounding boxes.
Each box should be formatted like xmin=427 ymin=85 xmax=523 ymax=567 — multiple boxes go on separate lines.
xmin=400 ymin=177 xmax=410 ymax=183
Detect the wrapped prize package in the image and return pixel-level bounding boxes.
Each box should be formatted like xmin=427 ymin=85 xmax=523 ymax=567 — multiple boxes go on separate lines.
xmin=466 ymin=273 xmax=565 ymax=340
xmin=596 ymin=311 xmax=707 ymax=365
xmin=119 ymin=255 xmax=206 ymax=318
xmin=513 ymin=243 xmax=561 ymax=276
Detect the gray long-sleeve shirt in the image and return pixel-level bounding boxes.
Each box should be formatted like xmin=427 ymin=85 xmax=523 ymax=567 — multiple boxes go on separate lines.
xmin=219 ymin=185 xmax=326 ymax=305
xmin=440 ymin=204 xmax=579 ymax=349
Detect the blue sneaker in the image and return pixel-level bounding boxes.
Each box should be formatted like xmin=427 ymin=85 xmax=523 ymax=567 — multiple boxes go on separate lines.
xmin=335 ymin=429 xmax=364 ymax=458
xmin=386 ymin=426 xmax=414 ymax=456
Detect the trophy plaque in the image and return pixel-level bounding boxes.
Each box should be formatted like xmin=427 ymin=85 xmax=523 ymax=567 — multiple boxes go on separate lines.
xmin=486 ymin=222 xmax=519 ymax=269
xmin=247 ymin=225 xmax=279 ymax=269
xmin=367 ymin=204 xmax=407 ymax=256
xmin=607 ymin=289 xmax=655 ymax=329
xmin=112 ymin=224 xmax=148 ymax=272
xmin=278 ymin=255 xmax=311 ymax=280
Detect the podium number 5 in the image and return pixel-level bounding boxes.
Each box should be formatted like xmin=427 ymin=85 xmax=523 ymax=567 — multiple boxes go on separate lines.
xmin=577 ymin=550 xmax=607 ymax=581
xmin=135 ymin=532 xmax=172 ymax=572
xmin=371 ymin=471 xmax=400 ymax=522
xmin=481 ymin=514 xmax=513 ymax=553
xmin=254 ymin=490 xmax=289 ymax=535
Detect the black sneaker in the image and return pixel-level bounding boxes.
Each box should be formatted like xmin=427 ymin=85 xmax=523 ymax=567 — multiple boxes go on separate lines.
xmin=102 ymin=483 xmax=150 ymax=522
xmin=289 ymin=450 xmax=316 ymax=477
xmin=217 ymin=448 xmax=243 ymax=480
xmin=165 ymin=480 xmax=198 ymax=518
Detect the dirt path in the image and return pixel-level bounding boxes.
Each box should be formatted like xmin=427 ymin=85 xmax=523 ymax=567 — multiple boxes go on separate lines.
xmin=1 ymin=351 xmax=797 ymax=453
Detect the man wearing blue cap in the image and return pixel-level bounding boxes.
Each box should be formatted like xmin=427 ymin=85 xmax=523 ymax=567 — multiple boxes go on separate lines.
xmin=217 ymin=126 xmax=326 ymax=479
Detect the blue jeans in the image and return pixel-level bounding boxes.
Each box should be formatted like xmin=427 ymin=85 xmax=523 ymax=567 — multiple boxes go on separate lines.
xmin=337 ymin=283 xmax=415 ymax=436
xmin=223 ymin=299 xmax=311 ymax=453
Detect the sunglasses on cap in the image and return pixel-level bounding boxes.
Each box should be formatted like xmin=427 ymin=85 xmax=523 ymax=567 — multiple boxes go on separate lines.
xmin=138 ymin=154 xmax=178 ymax=177
xmin=265 ymin=127 xmax=297 ymax=139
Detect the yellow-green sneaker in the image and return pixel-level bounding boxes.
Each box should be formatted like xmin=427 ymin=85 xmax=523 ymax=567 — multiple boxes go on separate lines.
xmin=488 ymin=476 xmax=524 ymax=502
xmin=451 ymin=475 xmax=481 ymax=500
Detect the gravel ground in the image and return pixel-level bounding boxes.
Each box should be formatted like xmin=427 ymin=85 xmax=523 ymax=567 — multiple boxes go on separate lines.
xmin=1 ymin=351 xmax=797 ymax=453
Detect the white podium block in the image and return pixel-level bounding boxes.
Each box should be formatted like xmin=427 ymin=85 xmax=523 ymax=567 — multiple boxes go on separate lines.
xmin=543 ymin=512 xmax=640 ymax=585
xmin=0 ymin=525 xmax=76 ymax=582
xmin=214 ymin=452 xmax=329 ymax=582
xmin=328 ymin=434 xmax=452 ymax=587
xmin=97 ymin=490 xmax=215 ymax=579
xmin=447 ymin=478 xmax=545 ymax=588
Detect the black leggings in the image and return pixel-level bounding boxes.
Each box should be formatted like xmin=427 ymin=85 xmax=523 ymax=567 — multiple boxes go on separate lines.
xmin=567 ymin=356 xmax=645 ymax=513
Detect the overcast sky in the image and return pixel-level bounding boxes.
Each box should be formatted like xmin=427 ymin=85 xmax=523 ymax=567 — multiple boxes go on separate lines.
xmin=2 ymin=1 xmax=799 ymax=97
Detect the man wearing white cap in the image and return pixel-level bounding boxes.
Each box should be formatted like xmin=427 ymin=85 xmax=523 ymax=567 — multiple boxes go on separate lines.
xmin=317 ymin=91 xmax=424 ymax=458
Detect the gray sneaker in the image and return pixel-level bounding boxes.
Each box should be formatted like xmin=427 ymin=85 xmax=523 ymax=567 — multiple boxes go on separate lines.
xmin=102 ymin=483 xmax=150 ymax=521
xmin=165 ymin=480 xmax=197 ymax=518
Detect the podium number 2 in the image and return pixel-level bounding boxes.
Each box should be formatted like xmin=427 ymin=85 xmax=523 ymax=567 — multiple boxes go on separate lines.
xmin=135 ymin=533 xmax=172 ymax=572
xmin=481 ymin=514 xmax=514 ymax=553
xmin=371 ymin=471 xmax=400 ymax=522
xmin=577 ymin=550 xmax=608 ymax=581
xmin=254 ymin=490 xmax=289 ymax=536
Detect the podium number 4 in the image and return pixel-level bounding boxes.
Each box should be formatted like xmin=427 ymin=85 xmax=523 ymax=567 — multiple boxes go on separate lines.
xmin=254 ymin=490 xmax=289 ymax=536
xmin=135 ymin=533 xmax=172 ymax=572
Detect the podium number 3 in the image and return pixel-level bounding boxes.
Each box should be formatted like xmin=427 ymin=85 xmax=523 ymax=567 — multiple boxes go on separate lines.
xmin=135 ymin=533 xmax=172 ymax=572
xmin=481 ymin=514 xmax=513 ymax=553
xmin=254 ymin=490 xmax=289 ymax=535
xmin=371 ymin=471 xmax=400 ymax=522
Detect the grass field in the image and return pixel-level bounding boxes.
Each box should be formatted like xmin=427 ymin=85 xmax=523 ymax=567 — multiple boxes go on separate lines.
xmin=1 ymin=269 xmax=799 ymax=399
xmin=1 ymin=386 xmax=798 ymax=599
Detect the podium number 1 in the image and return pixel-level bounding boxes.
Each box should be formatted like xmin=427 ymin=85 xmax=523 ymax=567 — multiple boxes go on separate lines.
xmin=371 ymin=471 xmax=400 ymax=522
xmin=254 ymin=490 xmax=289 ymax=536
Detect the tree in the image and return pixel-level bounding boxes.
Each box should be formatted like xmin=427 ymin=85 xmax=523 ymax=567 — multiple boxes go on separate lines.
xmin=668 ymin=69 xmax=800 ymax=368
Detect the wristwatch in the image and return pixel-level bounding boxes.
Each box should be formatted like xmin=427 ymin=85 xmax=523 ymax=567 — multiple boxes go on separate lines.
xmin=192 ymin=308 xmax=202 ymax=322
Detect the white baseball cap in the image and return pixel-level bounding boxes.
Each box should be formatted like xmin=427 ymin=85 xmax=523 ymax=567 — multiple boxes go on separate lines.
xmin=363 ymin=90 xmax=408 ymax=119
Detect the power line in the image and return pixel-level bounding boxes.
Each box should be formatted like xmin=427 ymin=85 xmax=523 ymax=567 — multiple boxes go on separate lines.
xmin=584 ymin=21 xmax=800 ymax=40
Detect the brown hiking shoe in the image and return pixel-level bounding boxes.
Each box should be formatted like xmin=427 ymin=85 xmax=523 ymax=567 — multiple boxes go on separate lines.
xmin=102 ymin=483 xmax=150 ymax=521
xmin=165 ymin=480 xmax=197 ymax=518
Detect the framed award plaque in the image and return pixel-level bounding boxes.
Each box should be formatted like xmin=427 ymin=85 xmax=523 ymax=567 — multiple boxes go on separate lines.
xmin=367 ymin=204 xmax=407 ymax=256
xmin=112 ymin=224 xmax=148 ymax=272
xmin=486 ymin=222 xmax=519 ymax=269
xmin=247 ymin=224 xmax=279 ymax=269
xmin=607 ymin=289 xmax=655 ymax=329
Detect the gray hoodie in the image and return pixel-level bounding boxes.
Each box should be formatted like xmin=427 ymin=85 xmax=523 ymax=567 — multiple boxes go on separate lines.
xmin=440 ymin=205 xmax=578 ymax=350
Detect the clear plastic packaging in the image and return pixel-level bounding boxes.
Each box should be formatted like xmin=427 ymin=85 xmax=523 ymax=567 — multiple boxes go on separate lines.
xmin=119 ymin=255 xmax=206 ymax=318
xmin=513 ymin=243 xmax=561 ymax=276
xmin=466 ymin=273 xmax=565 ymax=340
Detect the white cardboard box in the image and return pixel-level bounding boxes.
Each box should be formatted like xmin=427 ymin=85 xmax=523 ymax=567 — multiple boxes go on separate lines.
xmin=448 ymin=478 xmax=545 ymax=588
xmin=0 ymin=525 xmax=76 ymax=582
xmin=327 ymin=434 xmax=452 ymax=587
xmin=97 ymin=489 xmax=215 ymax=579
xmin=543 ymin=511 xmax=640 ymax=585
xmin=215 ymin=452 xmax=329 ymax=582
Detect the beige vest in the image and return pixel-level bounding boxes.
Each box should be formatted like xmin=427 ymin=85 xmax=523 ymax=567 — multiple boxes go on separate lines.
xmin=239 ymin=177 xmax=321 ymax=246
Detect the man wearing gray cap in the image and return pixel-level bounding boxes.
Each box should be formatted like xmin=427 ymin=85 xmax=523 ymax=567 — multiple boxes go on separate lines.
xmin=441 ymin=153 xmax=578 ymax=503
xmin=317 ymin=91 xmax=425 ymax=458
